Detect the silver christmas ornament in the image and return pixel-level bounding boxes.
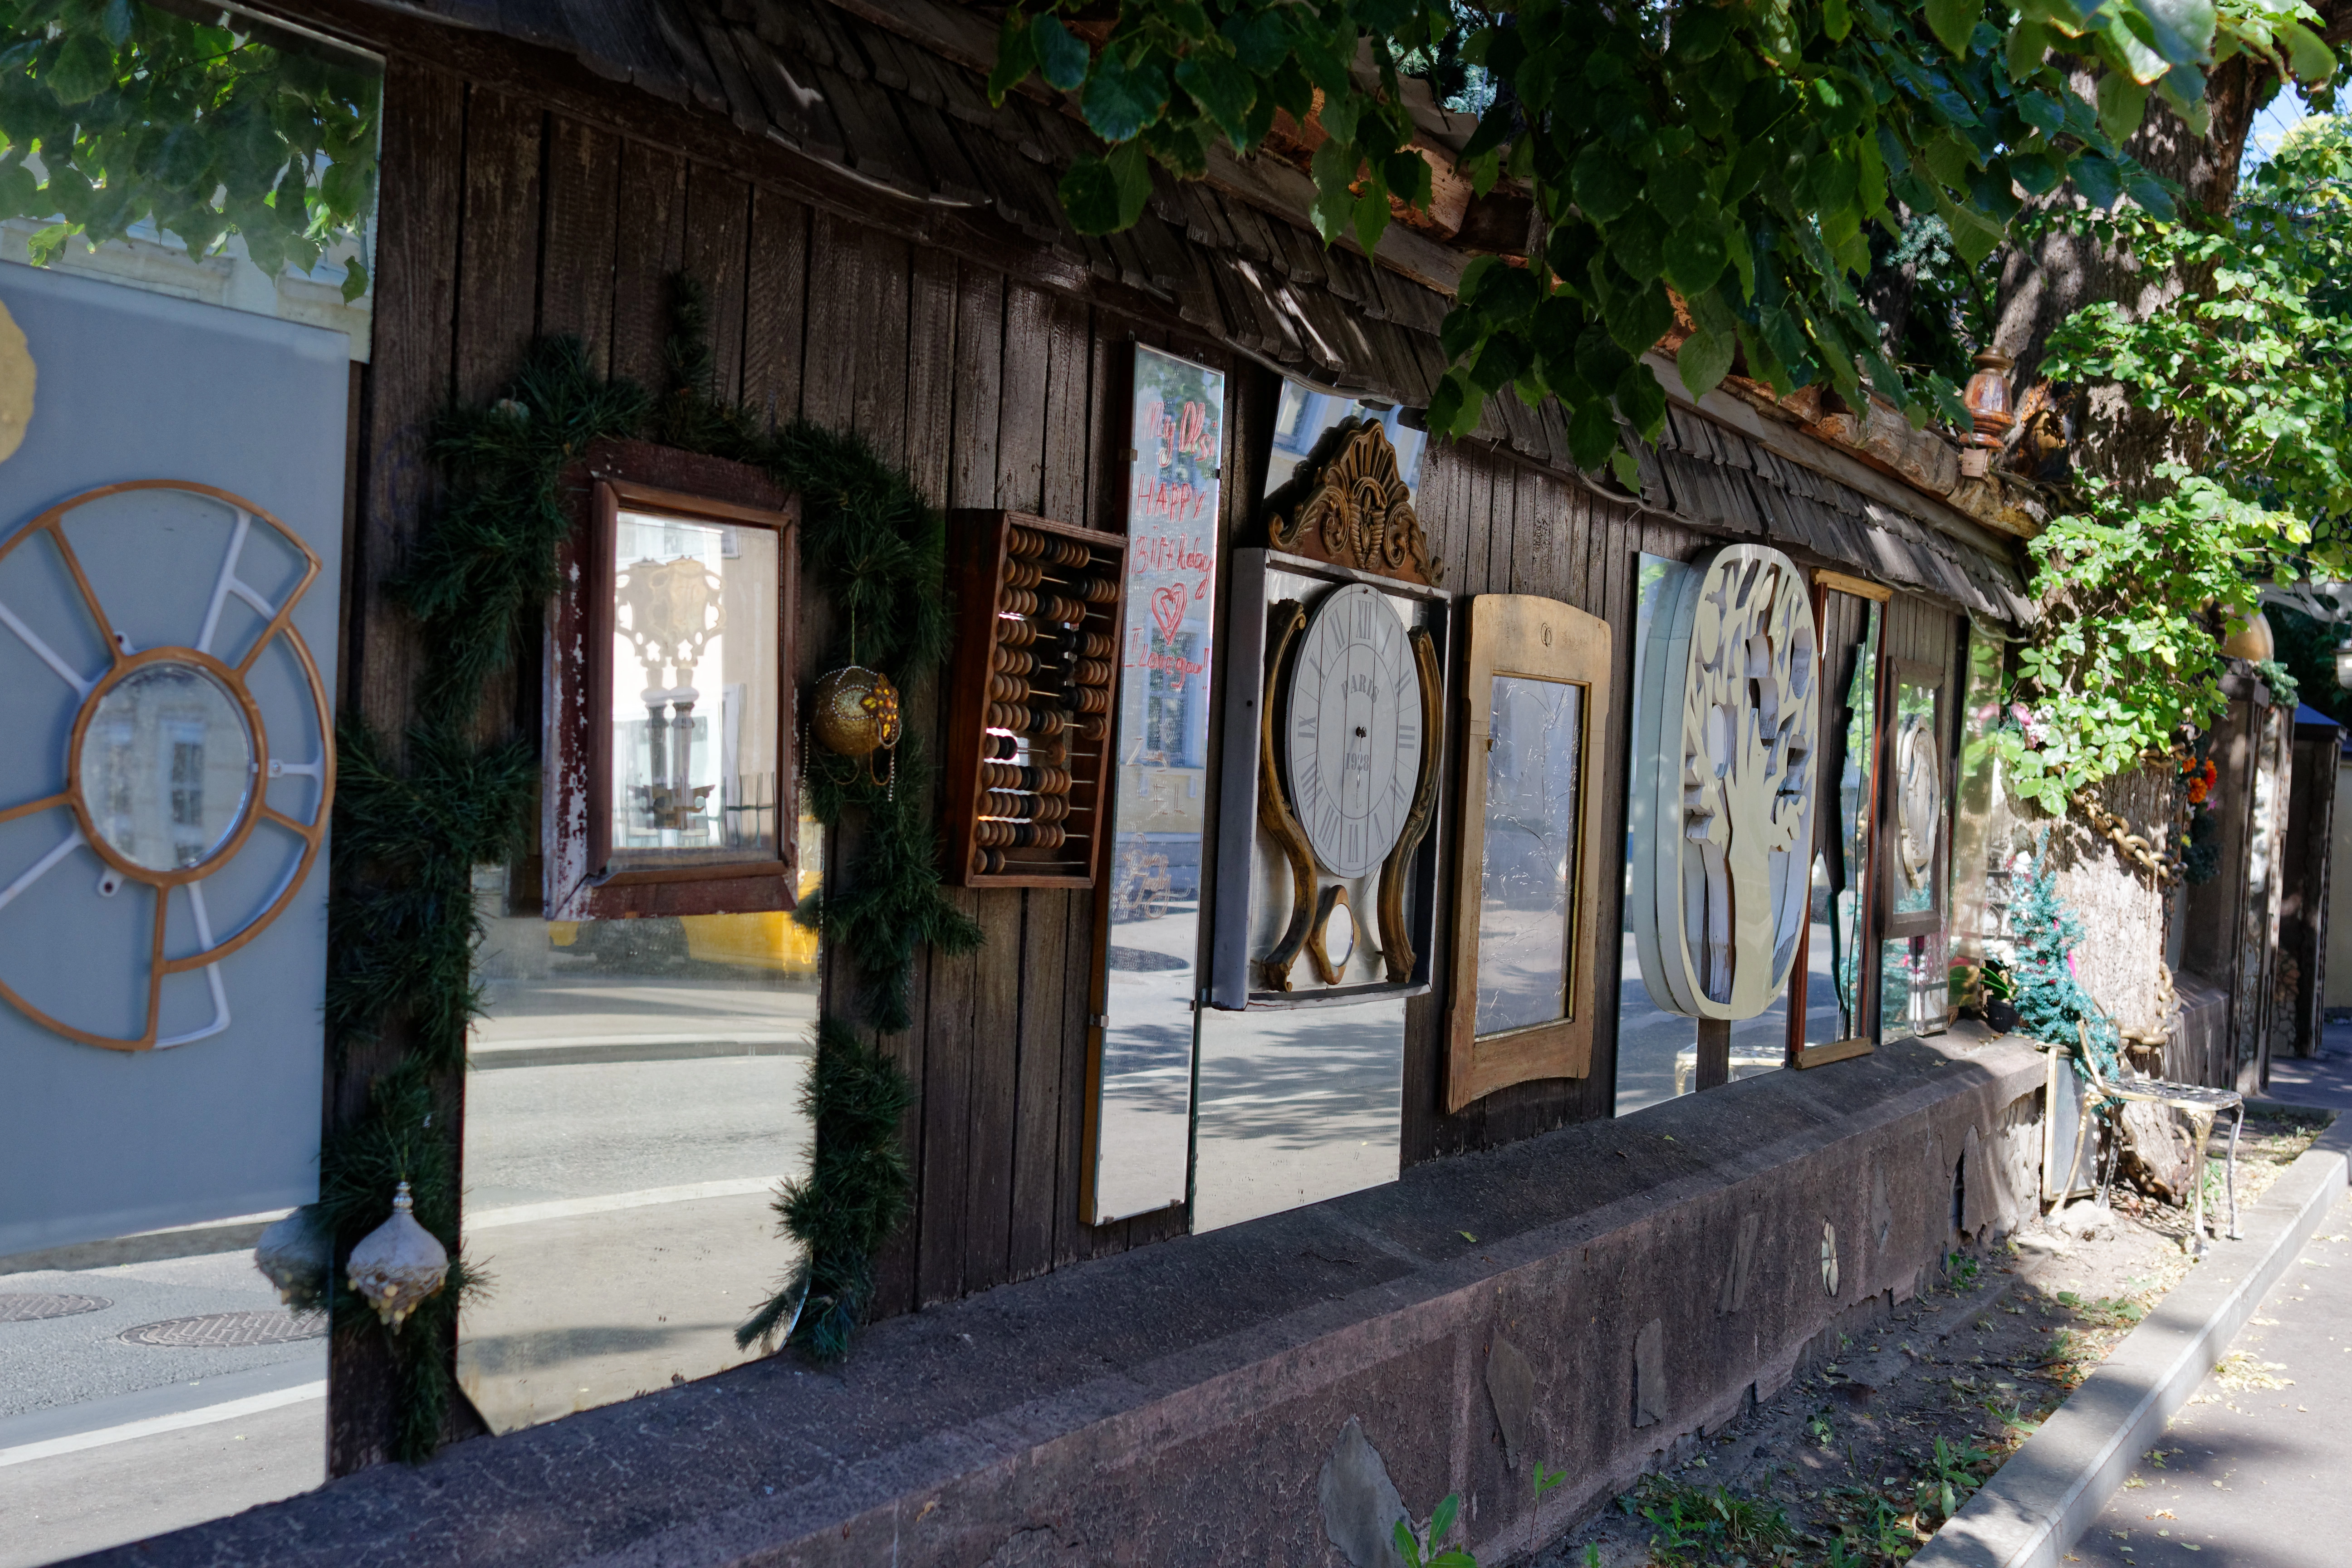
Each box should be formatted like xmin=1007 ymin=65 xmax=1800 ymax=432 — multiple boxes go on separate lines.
xmin=348 ymin=1181 xmax=449 ymax=1332
xmin=252 ymin=1205 xmax=331 ymax=1312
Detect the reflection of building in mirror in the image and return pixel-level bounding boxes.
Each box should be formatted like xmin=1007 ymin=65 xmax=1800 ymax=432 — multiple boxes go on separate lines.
xmin=609 ymin=511 xmax=779 ymax=867
xmin=80 ymin=662 xmax=255 ymax=872
xmin=1265 ymin=381 xmax=1426 ymax=500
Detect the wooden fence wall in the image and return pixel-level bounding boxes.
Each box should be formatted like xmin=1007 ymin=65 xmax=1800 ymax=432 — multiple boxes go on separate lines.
xmin=327 ymin=4 xmax=1971 ymax=1366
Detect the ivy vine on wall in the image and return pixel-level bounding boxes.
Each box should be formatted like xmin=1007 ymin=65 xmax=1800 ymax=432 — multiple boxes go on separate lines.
xmin=324 ymin=278 xmax=976 ymax=1460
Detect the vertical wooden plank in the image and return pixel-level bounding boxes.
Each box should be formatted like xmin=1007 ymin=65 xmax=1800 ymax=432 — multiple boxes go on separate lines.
xmin=997 ymin=283 xmax=1054 ymax=513
xmin=1010 ymin=887 xmax=1072 ymax=1279
xmin=911 ymin=263 xmax=1002 ymax=1307
xmin=741 ymin=190 xmax=809 ymax=430
xmin=962 ymin=891 xmax=1024 ymax=1291
xmin=330 ymin=57 xmax=465 ymax=1479
xmin=997 ymin=302 xmax=1095 ymax=1277
xmin=609 ymin=141 xmax=687 ymax=392
xmin=536 ymin=115 xmax=618 ymax=371
xmin=1050 ymin=319 xmax=1127 ymax=1267
xmin=799 ymin=209 xmax=864 ymax=433
xmin=950 ymin=266 xmax=1005 ymax=511
xmin=1590 ymin=500 xmax=1644 ymax=1120
xmin=853 ymin=228 xmax=914 ymax=466
xmin=864 ymin=249 xmax=959 ymax=1317
xmin=1038 ymin=294 xmax=1092 ymax=524
xmin=682 ymin=166 xmax=750 ymax=405
xmin=945 ymin=265 xmax=1026 ymax=1294
xmin=452 ymin=88 xmax=543 ymax=407
xmin=904 ymin=250 xmax=960 ymax=509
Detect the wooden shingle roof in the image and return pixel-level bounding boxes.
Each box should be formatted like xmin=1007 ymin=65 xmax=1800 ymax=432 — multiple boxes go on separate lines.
xmin=367 ymin=0 xmax=2031 ymax=620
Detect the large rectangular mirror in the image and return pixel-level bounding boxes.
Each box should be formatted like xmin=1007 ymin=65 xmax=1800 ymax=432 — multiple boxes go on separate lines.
xmin=1800 ymin=581 xmax=1886 ymax=1057
xmin=1445 ymin=593 xmax=1610 ymax=1112
xmin=458 ymin=858 xmax=818 ymax=1434
xmin=1880 ymin=658 xmax=1951 ymax=1039
xmin=1083 ymin=344 xmax=1225 ymax=1226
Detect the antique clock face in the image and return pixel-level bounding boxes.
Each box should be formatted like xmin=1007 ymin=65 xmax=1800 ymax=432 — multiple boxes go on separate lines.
xmin=1283 ymin=582 xmax=1422 ymax=878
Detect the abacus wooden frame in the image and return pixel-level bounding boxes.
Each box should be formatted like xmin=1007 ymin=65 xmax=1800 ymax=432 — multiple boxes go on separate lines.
xmin=941 ymin=508 xmax=1128 ymax=890
xmin=544 ymin=439 xmax=800 ymax=922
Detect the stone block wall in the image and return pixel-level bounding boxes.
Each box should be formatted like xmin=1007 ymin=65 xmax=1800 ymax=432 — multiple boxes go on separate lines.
xmin=94 ymin=1036 xmax=2046 ymax=1568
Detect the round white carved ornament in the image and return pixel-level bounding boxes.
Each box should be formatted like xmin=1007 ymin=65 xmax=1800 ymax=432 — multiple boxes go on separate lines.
xmin=1629 ymin=544 xmax=1820 ymax=1019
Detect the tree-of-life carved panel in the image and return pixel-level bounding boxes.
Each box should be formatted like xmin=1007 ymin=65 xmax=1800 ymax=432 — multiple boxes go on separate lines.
xmin=1629 ymin=544 xmax=1821 ymax=1020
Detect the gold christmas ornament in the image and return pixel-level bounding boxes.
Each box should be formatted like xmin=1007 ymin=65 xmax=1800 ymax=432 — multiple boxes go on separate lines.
xmin=347 ymin=1181 xmax=449 ymax=1332
xmin=811 ymin=665 xmax=902 ymax=785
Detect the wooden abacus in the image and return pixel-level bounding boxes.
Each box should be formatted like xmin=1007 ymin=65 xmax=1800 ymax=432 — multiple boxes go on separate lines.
xmin=943 ymin=510 xmax=1127 ymax=888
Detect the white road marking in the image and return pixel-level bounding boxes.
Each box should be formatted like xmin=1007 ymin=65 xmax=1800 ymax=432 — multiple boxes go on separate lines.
xmin=0 ymin=1382 xmax=324 ymax=1469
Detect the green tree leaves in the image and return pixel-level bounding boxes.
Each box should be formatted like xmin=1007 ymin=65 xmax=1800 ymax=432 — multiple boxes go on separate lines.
xmin=2003 ymin=119 xmax=2352 ymax=807
xmin=0 ymin=0 xmax=379 ymax=299
xmin=986 ymin=0 xmax=2336 ymax=457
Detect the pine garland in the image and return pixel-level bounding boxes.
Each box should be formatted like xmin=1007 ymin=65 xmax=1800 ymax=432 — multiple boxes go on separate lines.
xmin=319 ymin=276 xmax=979 ymax=1458
xmin=733 ymin=1018 xmax=914 ymax=1360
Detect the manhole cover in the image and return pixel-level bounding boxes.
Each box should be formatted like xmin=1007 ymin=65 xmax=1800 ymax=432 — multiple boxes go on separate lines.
xmin=0 ymin=1293 xmax=111 ymax=1322
xmin=118 ymin=1310 xmax=326 ymax=1348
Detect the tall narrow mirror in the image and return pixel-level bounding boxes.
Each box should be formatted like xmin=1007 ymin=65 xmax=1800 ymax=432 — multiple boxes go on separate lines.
xmin=1880 ymin=659 xmax=1951 ymax=1039
xmin=1083 ymin=344 xmax=1225 ymax=1225
xmin=1807 ymin=590 xmax=1884 ymax=1050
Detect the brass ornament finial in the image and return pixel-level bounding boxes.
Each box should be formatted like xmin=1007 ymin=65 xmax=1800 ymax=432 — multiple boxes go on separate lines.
xmin=1263 ymin=418 xmax=1440 ymax=586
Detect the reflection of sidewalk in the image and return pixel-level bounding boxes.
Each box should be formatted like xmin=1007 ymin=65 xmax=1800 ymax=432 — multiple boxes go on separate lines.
xmin=458 ymin=1189 xmax=793 ymax=1435
xmin=468 ymin=985 xmax=818 ymax=1069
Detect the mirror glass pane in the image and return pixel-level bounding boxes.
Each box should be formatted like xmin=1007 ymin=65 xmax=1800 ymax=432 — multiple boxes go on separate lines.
xmin=458 ymin=853 xmax=819 ymax=1433
xmin=1890 ymin=675 xmax=1942 ymax=916
xmin=1474 ymin=674 xmax=1582 ymax=1036
xmin=609 ymin=512 xmax=779 ymax=867
xmin=78 ymin=661 xmax=253 ymax=872
xmin=1090 ymin=346 xmax=1224 ymax=1225
xmin=1810 ymin=599 xmax=1881 ymax=1044
xmin=1264 ymin=382 xmax=1426 ymax=501
xmin=1950 ymin=628 xmax=2029 ymax=1018
xmin=1882 ymin=668 xmax=1948 ymax=1039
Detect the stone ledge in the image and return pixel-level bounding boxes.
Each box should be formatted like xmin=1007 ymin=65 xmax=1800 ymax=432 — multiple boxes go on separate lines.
xmin=77 ymin=1034 xmax=2046 ymax=1568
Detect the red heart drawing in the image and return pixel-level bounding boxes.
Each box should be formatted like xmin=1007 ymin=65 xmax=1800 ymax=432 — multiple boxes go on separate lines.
xmin=1151 ymin=583 xmax=1188 ymax=644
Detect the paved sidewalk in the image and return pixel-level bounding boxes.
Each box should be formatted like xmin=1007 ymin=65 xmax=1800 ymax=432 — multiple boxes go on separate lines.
xmin=2261 ymin=1034 xmax=2352 ymax=1112
xmin=2068 ymin=1196 xmax=2352 ymax=1567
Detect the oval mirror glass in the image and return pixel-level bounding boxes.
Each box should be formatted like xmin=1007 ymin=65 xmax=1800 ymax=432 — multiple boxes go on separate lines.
xmin=77 ymin=661 xmax=255 ymax=872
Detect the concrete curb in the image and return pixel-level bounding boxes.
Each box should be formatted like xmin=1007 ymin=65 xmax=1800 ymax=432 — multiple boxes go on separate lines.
xmin=1912 ymin=1117 xmax=2352 ymax=1568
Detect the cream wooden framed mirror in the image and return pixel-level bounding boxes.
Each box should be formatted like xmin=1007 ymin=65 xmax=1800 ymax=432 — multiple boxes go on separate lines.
xmin=1444 ymin=593 xmax=1611 ymax=1112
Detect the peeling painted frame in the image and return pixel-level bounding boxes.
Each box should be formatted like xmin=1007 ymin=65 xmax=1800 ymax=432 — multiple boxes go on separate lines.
xmin=544 ymin=441 xmax=799 ymax=922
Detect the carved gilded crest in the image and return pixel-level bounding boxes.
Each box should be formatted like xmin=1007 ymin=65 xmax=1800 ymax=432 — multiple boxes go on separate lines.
xmin=1263 ymin=418 xmax=1441 ymax=586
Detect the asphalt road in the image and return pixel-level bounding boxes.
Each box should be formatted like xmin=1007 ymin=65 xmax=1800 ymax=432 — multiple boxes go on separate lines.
xmin=0 ymin=1248 xmax=320 ymax=1421
xmin=2069 ymin=1196 xmax=2352 ymax=1568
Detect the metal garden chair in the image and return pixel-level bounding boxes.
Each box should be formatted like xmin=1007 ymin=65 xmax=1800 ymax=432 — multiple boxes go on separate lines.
xmin=2064 ymin=1011 xmax=2243 ymax=1254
